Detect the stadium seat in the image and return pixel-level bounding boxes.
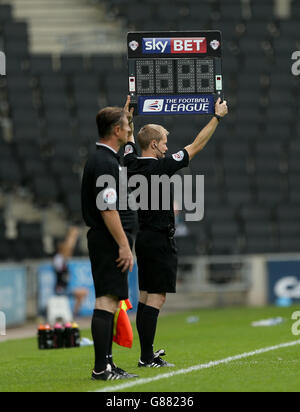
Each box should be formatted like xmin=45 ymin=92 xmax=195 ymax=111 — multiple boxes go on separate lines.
xmin=244 ymin=220 xmax=277 ymax=254
xmin=276 ymin=204 xmax=300 ymax=224
xmin=30 ymin=54 xmax=54 ymax=74
xmin=245 ymin=21 xmax=274 ymax=39
xmin=73 ymin=89 xmax=100 ymax=111
xmin=278 ymin=222 xmax=300 ymax=240
xmin=58 ymin=175 xmax=81 ymax=199
xmin=264 ymin=124 xmax=291 ymax=141
xmin=13 ymin=126 xmax=42 ymax=143
xmin=73 ymin=74 xmax=100 ymax=92
xmin=0 ymin=141 xmax=13 ymax=159
xmin=0 ymin=4 xmax=12 ymax=23
xmin=176 ymin=235 xmax=200 ymax=257
xmin=126 ymin=2 xmax=153 ymax=27
xmin=241 ymin=204 xmax=272 ymax=224
xmin=219 ymin=1 xmax=244 ymax=21
xmin=239 ymin=38 xmax=267 ymax=59
xmin=279 ymin=20 xmax=299 ymax=38
xmin=250 ymin=0 xmax=275 ymax=20
xmin=49 ymin=159 xmax=75 ymax=177
xmin=0 ymin=160 xmax=22 ymax=188
xmin=290 ymin=0 xmax=300 ymax=20
xmin=22 ymin=160 xmax=48 ymax=181
xmin=11 ymin=107 xmax=40 ymax=127
xmin=209 ymin=236 xmax=241 ymax=256
xmin=65 ymin=193 xmax=82 ymax=223
xmin=244 ymin=237 xmax=278 ymax=254
xmin=205 ymin=206 xmax=238 ymax=223
xmin=278 ymin=236 xmax=300 ymax=253
xmin=32 ymin=176 xmax=60 ymax=205
xmin=222 ymin=153 xmax=250 ymax=176
xmin=5 ymin=56 xmax=30 ymax=74
xmin=89 ymin=54 xmax=119 ymax=73
xmin=3 ymin=22 xmax=28 ymax=40
xmin=39 ymin=74 xmax=67 ymax=92
xmin=226 ymin=190 xmax=254 ymax=206
xmin=43 ymin=92 xmax=70 ymax=110
xmin=1 ymin=0 xmax=299 ymax=259
xmin=0 ymin=239 xmax=14 ymax=261
xmin=18 ymin=223 xmax=43 ymax=241
xmin=157 ymin=4 xmax=186 ymax=22
xmin=6 ymin=74 xmax=33 ymax=92
xmin=4 ymin=39 xmax=29 ymax=57
xmin=60 ymin=55 xmax=86 ymax=74
xmin=243 ymin=56 xmax=272 ymax=74
xmin=256 ymin=189 xmax=285 ymax=207
xmin=8 ymin=90 xmax=34 ymax=109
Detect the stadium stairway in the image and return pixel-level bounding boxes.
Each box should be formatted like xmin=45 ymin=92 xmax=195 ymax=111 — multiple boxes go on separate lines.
xmin=1 ymin=0 xmax=125 ymax=53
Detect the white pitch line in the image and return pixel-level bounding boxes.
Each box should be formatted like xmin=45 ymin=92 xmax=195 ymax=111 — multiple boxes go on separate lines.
xmin=94 ymin=339 xmax=300 ymax=392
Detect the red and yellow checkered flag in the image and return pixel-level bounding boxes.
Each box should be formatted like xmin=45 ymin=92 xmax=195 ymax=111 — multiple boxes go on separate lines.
xmin=113 ymin=299 xmax=133 ymax=348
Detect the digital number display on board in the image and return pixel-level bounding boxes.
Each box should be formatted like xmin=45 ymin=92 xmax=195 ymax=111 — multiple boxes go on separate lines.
xmin=127 ymin=31 xmax=223 ymax=116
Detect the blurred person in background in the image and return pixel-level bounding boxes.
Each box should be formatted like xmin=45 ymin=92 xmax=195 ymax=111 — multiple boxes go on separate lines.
xmin=53 ymin=226 xmax=88 ymax=317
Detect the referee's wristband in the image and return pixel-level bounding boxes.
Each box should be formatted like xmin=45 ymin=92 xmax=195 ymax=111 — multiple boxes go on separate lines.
xmin=214 ymin=114 xmax=222 ymax=122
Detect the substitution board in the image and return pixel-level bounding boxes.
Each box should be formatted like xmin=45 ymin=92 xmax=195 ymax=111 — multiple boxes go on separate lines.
xmin=127 ymin=31 xmax=223 ymax=116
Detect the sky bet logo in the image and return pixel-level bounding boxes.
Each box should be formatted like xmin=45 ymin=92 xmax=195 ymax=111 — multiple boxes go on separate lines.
xmin=142 ymin=38 xmax=207 ymax=54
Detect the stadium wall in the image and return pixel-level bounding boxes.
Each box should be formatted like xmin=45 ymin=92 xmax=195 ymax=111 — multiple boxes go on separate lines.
xmin=2 ymin=253 xmax=300 ymax=327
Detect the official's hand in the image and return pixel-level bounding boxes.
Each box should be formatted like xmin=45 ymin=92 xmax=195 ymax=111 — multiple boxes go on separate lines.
xmin=124 ymin=95 xmax=134 ymax=119
xmin=215 ymin=98 xmax=228 ymax=118
xmin=116 ymin=244 xmax=134 ymax=273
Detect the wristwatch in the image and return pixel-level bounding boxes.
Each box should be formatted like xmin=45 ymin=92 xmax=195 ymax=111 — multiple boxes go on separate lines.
xmin=214 ymin=114 xmax=222 ymax=122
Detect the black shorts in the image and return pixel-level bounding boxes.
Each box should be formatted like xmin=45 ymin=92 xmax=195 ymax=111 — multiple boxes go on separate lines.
xmin=135 ymin=230 xmax=178 ymax=294
xmin=87 ymin=228 xmax=134 ymax=300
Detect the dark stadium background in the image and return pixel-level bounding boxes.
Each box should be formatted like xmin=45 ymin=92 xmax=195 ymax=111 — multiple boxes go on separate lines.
xmin=0 ymin=0 xmax=299 ymax=316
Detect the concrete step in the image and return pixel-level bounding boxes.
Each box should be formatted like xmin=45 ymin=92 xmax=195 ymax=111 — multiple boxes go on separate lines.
xmin=31 ymin=24 xmax=120 ymax=35
xmin=4 ymin=0 xmax=124 ymax=54
xmin=8 ymin=0 xmax=104 ymax=12
xmin=31 ymin=38 xmax=126 ymax=54
xmin=13 ymin=9 xmax=104 ymax=21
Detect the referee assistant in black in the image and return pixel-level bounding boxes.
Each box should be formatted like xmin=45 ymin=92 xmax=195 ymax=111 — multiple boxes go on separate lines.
xmin=81 ymin=100 xmax=137 ymax=381
xmin=124 ymin=97 xmax=228 ymax=368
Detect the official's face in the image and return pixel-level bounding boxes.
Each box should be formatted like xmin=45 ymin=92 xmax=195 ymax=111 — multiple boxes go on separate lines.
xmin=156 ymin=134 xmax=168 ymax=159
xmin=117 ymin=115 xmax=131 ymax=146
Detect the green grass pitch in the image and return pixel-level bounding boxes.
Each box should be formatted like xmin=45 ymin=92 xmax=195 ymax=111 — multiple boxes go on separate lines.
xmin=1 ymin=305 xmax=300 ymax=392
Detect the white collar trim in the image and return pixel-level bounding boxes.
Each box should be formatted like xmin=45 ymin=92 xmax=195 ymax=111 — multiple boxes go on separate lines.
xmin=96 ymin=143 xmax=118 ymax=154
xmin=137 ymin=157 xmax=158 ymax=160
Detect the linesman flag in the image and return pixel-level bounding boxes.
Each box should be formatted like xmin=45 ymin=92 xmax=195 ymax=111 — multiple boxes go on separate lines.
xmin=113 ymin=299 xmax=133 ymax=348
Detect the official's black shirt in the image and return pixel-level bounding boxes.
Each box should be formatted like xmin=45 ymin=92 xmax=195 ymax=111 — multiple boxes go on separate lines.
xmin=81 ymin=143 xmax=137 ymax=235
xmin=123 ymin=142 xmax=190 ymax=232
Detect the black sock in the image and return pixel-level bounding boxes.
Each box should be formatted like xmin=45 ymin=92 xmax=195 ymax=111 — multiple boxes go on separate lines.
xmin=136 ymin=302 xmax=146 ymax=338
xmin=106 ymin=315 xmax=115 ymax=367
xmin=139 ymin=305 xmax=160 ymax=363
xmin=91 ymin=309 xmax=114 ymax=373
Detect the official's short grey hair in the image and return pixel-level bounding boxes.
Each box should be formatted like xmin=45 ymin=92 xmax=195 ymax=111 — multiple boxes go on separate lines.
xmin=137 ymin=124 xmax=169 ymax=150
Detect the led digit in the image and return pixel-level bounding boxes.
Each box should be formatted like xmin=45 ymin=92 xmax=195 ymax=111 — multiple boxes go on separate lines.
xmin=155 ymin=60 xmax=174 ymax=94
xmin=177 ymin=59 xmax=196 ymax=93
xmin=196 ymin=59 xmax=215 ymax=93
xmin=136 ymin=60 xmax=155 ymax=94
